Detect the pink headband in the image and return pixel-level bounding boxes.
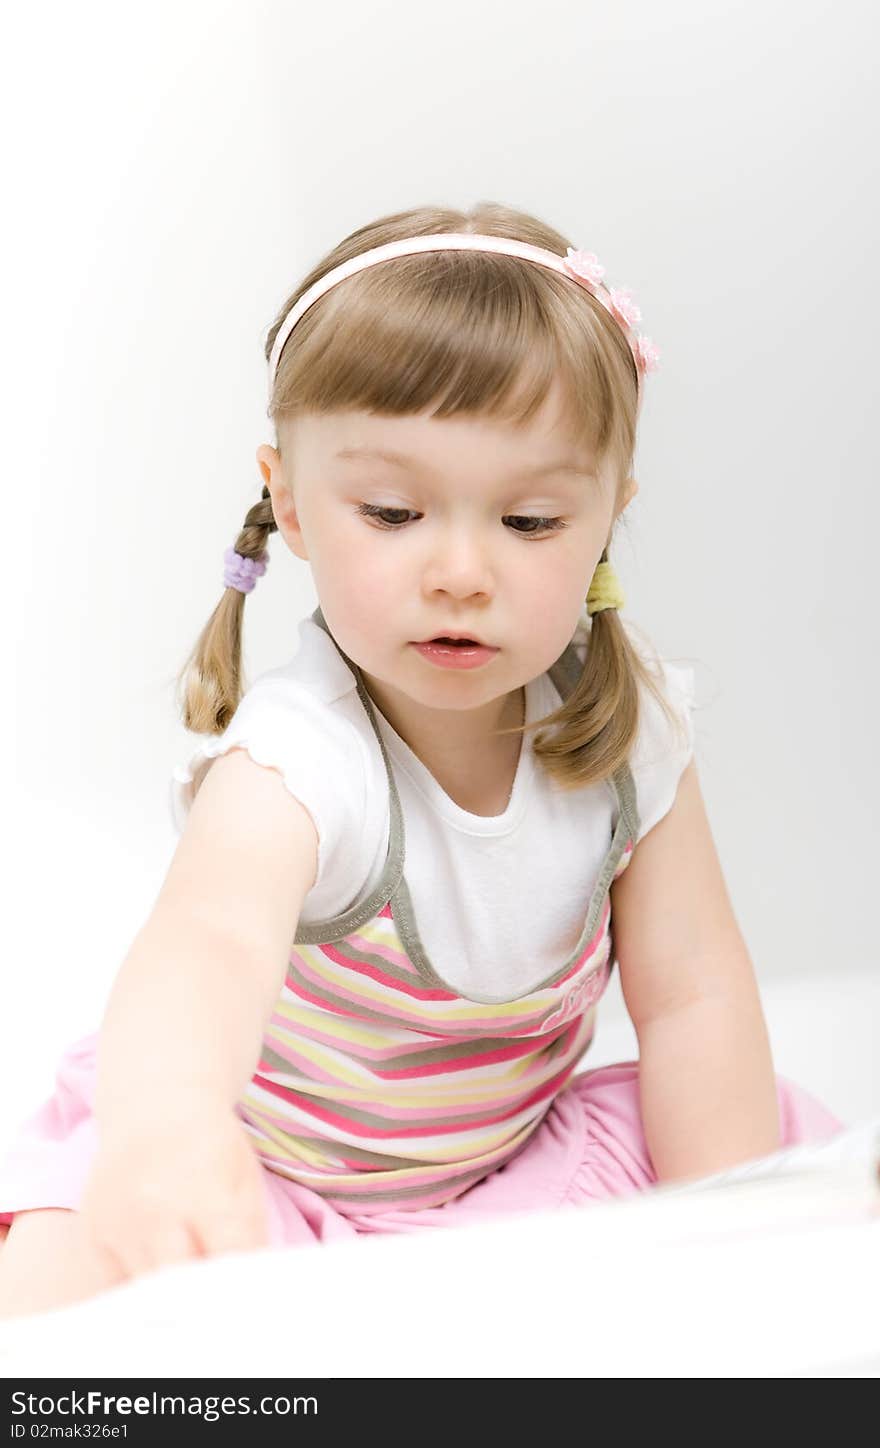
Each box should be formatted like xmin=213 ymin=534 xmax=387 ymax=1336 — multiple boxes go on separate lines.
xmin=267 ymin=232 xmax=659 ymax=397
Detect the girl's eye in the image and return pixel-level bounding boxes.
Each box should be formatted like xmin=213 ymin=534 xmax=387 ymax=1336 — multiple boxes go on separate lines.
xmin=355 ymin=503 xmax=567 ymax=536
xmin=505 ymin=515 xmax=567 ymax=535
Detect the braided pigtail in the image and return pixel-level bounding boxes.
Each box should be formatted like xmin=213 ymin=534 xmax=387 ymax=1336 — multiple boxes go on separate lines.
xmin=494 ymin=546 xmax=689 ymax=790
xmin=175 ymin=485 xmax=277 ymax=735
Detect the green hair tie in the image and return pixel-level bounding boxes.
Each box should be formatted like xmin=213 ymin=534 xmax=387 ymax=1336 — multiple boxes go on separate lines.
xmin=586 ymin=560 xmax=625 ymax=616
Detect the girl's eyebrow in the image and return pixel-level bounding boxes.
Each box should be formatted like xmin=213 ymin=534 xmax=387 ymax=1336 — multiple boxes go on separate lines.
xmin=334 ymin=446 xmax=594 ymax=480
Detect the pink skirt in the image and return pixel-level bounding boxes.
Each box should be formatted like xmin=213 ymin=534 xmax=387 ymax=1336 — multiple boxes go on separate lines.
xmin=0 ymin=1032 xmax=845 ymax=1248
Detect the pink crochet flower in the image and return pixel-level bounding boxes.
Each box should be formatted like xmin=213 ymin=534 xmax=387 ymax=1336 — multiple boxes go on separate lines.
xmin=563 ymin=247 xmax=660 ymax=378
xmin=562 ymin=247 xmax=606 ymax=291
xmin=607 ymin=286 xmax=642 ymax=329
xmin=634 ymin=334 xmax=660 ymax=374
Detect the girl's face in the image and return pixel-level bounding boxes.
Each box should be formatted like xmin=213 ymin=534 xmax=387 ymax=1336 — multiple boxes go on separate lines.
xmin=257 ymin=378 xmax=636 ymax=751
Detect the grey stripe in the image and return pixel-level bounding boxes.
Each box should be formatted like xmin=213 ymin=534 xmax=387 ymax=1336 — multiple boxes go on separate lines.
xmin=262 ymin=1029 xmax=565 ymax=1075
xmin=280 ymin=965 xmax=479 ymax=1032
xmin=281 ymin=959 xmax=599 ymax=1044
xmin=257 ymin=1050 xmax=596 ymax=1204
xmin=306 ymin=1110 xmax=561 ymax=1204
xmin=256 ymin=1129 xmax=421 ymax=1172
xmin=254 ymin=1119 xmax=540 ymax=1181
xmin=266 ymin=1144 xmax=535 ymax=1206
xmin=298 ymin=926 xmax=439 ymax=994
xmin=317 ymin=1166 xmax=503 ymax=1205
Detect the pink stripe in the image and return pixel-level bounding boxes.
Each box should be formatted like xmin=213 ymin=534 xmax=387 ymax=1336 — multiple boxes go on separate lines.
xmin=254 ymin=1133 xmax=539 ymax=1198
xmin=263 ymin=1019 xmax=563 ymax=1078
xmin=321 ymin=896 xmax=609 ymax=1004
xmin=330 ymin=929 xmax=429 ymax=983
xmin=254 ymin=1067 xmax=572 ymax=1139
xmin=555 ymin=913 xmax=608 ymax=984
xmin=252 ymin=1071 xmax=562 ymax=1124
xmin=284 ymin=977 xmax=385 ymax=1025
xmin=319 ymin=939 xmax=456 ymax=1000
xmin=266 ymin=1013 xmax=446 ymax=1063
xmin=290 ymin=960 xmax=455 ymax=1025
xmin=257 ymin=1044 xmax=343 ymax=1087
xmin=288 ymin=958 xmax=542 ymax=1034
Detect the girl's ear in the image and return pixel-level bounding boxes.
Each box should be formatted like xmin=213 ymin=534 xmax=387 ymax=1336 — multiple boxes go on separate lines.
xmin=255 ymin=444 xmax=309 ymax=561
xmin=256 ymin=443 xmax=283 ymax=490
xmin=617 ymin=475 xmax=639 ymax=516
xmin=606 ymin=477 xmax=638 ymax=549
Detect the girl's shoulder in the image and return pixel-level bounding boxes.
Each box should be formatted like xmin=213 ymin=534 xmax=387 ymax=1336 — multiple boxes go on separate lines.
xmin=169 ymin=612 xmax=378 ymax=860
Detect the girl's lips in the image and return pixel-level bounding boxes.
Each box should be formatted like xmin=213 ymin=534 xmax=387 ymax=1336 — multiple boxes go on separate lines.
xmin=416 ymin=637 xmax=490 ymax=646
xmin=411 ymin=640 xmax=499 ymax=670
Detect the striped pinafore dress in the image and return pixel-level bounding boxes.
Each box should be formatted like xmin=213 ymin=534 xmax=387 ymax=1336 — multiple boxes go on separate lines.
xmin=233 ymin=607 xmax=641 ymax=1216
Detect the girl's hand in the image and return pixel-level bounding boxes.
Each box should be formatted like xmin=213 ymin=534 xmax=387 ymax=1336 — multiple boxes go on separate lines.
xmin=80 ymin=1103 xmax=271 ymax=1280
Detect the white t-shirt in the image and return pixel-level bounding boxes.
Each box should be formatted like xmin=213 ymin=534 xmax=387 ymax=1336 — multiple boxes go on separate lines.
xmin=170 ymin=609 xmax=696 ymax=999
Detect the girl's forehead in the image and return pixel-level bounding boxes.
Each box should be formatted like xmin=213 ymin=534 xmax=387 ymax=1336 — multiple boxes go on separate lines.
xmin=288 ymin=390 xmax=594 ymax=467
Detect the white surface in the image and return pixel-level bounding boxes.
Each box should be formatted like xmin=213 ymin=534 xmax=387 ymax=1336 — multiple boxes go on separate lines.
xmin=1 ymin=1120 xmax=878 ymax=1379
xmin=1 ymin=967 xmax=877 ymax=1379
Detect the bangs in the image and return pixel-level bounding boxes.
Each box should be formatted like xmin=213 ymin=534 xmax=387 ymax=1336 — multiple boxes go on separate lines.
xmin=269 ymin=250 xmax=638 ymax=468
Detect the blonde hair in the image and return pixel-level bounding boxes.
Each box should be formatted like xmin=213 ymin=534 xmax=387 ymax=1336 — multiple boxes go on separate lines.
xmin=177 ymin=200 xmax=687 ymax=790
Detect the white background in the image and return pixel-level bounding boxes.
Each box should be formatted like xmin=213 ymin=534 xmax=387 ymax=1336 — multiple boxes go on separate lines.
xmin=2 ymin=1 xmax=877 ymax=1126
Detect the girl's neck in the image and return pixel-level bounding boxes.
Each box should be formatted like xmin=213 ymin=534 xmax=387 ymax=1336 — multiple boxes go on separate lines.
xmin=364 ymin=677 xmax=526 ymax=814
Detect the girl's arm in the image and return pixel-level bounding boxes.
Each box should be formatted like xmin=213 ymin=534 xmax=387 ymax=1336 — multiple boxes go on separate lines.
xmin=609 ymin=759 xmax=780 ymax=1184
xmin=95 ymin=746 xmax=320 ymax=1133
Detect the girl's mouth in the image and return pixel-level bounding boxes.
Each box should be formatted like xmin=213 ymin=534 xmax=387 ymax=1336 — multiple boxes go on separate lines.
xmin=411 ymin=639 xmax=500 ymax=670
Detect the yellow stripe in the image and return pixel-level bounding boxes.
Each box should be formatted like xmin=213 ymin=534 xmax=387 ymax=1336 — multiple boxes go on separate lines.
xmin=240 ymin=1085 xmax=569 ymax=1164
xmin=260 ymin=1119 xmax=541 ymax=1183
xmin=250 ymin=1067 xmax=566 ymax=1111
xmin=295 ymin=942 xmax=559 ymax=1021
xmin=242 ymin=1114 xmax=331 ymax=1167
xmin=264 ymin=1024 xmax=369 ymax=1088
xmin=274 ymin=996 xmax=402 ymax=1050
xmin=260 ymin=1013 xmax=593 ymax=1106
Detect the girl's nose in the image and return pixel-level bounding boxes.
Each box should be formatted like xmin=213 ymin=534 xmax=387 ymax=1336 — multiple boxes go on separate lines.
xmin=422 ymin=532 xmax=494 ymax=599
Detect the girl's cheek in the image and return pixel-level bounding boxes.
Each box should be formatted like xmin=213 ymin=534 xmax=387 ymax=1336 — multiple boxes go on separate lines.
xmin=332 ymin=551 xmax=396 ymax=622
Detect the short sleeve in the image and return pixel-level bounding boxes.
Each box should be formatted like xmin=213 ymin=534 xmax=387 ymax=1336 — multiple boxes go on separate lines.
xmin=169 ymin=675 xmax=369 ymax=902
xmin=629 ymin=653 xmax=697 ymax=843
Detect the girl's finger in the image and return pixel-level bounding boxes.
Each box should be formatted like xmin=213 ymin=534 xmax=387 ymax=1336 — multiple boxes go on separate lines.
xmin=141 ymin=1218 xmax=203 ymax=1273
xmin=195 ymin=1203 xmax=270 ymax=1258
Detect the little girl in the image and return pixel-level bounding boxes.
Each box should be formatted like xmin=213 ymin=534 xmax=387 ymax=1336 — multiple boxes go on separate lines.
xmin=0 ymin=201 xmax=844 ymax=1318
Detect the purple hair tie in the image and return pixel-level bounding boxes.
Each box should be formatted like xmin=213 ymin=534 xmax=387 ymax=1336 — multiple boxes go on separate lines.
xmin=223 ymin=545 xmax=269 ymax=594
